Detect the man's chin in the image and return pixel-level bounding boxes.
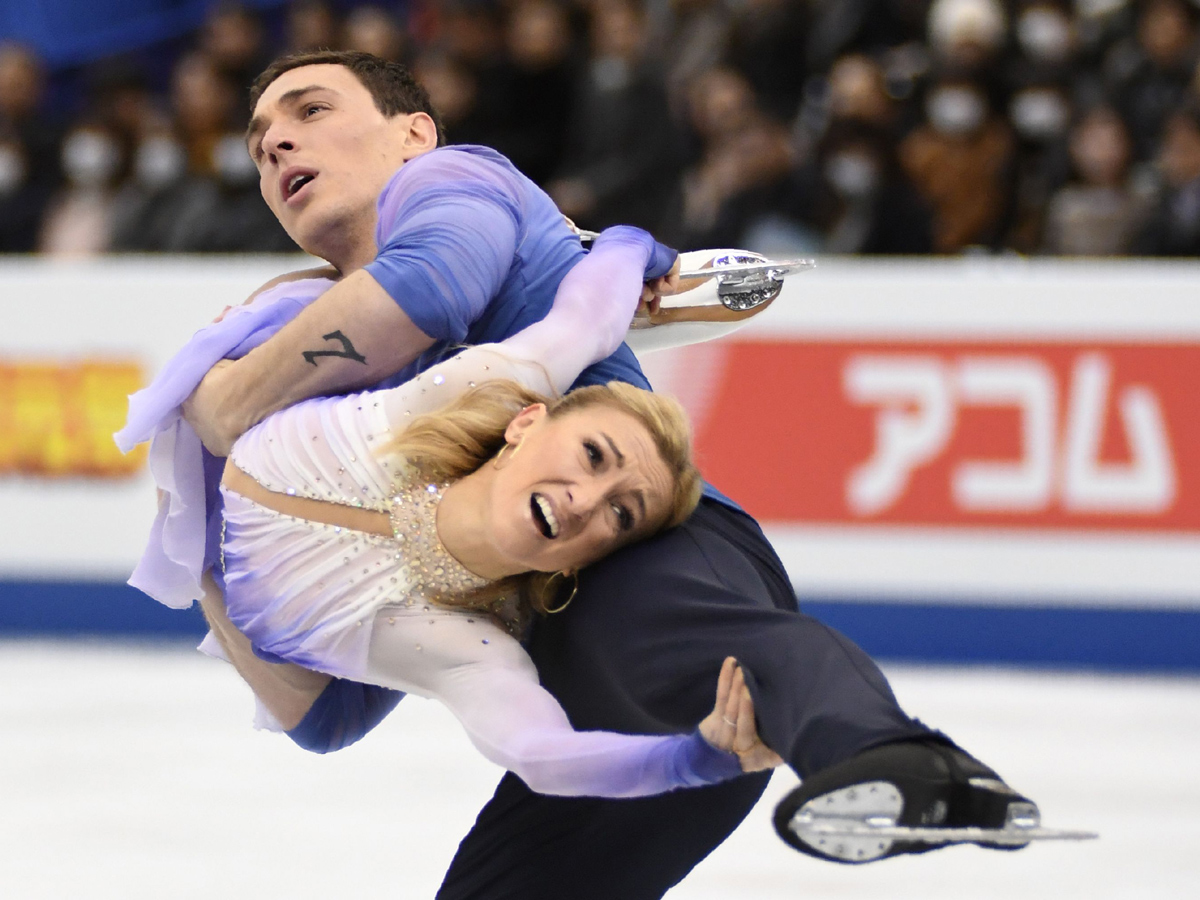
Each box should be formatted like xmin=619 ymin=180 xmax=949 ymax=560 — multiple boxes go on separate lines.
xmin=281 ymin=197 xmax=374 ymax=263
xmin=283 ymin=207 xmax=333 ymax=255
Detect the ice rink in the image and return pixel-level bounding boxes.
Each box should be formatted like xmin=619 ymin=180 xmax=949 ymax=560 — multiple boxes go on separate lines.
xmin=1 ymin=641 xmax=1196 ymax=899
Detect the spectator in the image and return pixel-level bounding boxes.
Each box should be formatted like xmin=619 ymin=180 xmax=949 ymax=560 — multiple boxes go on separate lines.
xmin=678 ymin=66 xmax=795 ymax=248
xmin=1005 ymin=77 xmax=1074 ymax=249
xmin=286 ymin=0 xmax=342 ymax=53
xmin=1043 ymin=104 xmax=1150 ymax=254
xmin=725 ymin=0 xmax=811 ymax=121
xmin=1012 ymin=0 xmax=1078 ymax=75
xmin=110 ymin=129 xmax=193 ymax=251
xmin=900 ymin=75 xmax=1016 ymax=251
xmin=927 ymin=0 xmax=1008 ymax=82
xmin=652 ymin=0 xmax=733 ymax=118
xmin=0 ymin=42 xmax=59 ymax=252
xmin=412 ymin=51 xmax=494 ymax=146
xmin=790 ymin=118 xmax=934 ymax=253
xmin=171 ymin=52 xmax=239 ymax=175
xmin=548 ymin=0 xmax=685 ymax=237
xmin=488 ymin=0 xmax=576 ymax=184
xmin=440 ymin=2 xmax=510 ymax=148
xmin=1134 ymin=103 xmax=1200 ymax=254
xmin=165 ymin=132 xmax=299 ymax=252
xmin=38 ymin=122 xmax=125 ymax=256
xmin=200 ymin=3 xmax=271 ymax=94
xmin=794 ymin=49 xmax=911 ymax=159
xmin=1107 ymin=0 xmax=1198 ymax=160
xmin=343 ymin=6 xmax=408 ymax=63
xmin=828 ymin=53 xmax=902 ymax=133
xmin=88 ymin=60 xmax=171 ymax=146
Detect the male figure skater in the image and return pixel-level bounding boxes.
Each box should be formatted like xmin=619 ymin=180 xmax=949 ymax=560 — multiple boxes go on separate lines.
xmin=184 ymin=51 xmax=1037 ymax=899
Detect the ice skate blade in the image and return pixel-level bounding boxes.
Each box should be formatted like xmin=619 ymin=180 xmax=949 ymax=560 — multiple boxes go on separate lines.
xmin=676 ymin=257 xmax=815 ymax=282
xmin=786 ymin=782 xmax=1096 ymax=863
xmin=797 ymin=823 xmax=1099 ymax=844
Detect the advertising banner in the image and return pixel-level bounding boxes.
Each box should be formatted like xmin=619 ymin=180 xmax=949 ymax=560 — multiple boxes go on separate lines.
xmin=639 ymin=259 xmax=1200 ymax=670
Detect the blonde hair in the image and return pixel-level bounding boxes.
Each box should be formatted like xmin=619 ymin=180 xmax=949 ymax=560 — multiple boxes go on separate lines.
xmin=382 ymin=379 xmax=702 ymax=622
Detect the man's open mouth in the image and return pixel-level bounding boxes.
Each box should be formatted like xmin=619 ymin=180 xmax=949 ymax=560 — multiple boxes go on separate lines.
xmin=531 ymin=493 xmax=559 ymax=539
xmin=282 ymin=169 xmax=316 ymax=200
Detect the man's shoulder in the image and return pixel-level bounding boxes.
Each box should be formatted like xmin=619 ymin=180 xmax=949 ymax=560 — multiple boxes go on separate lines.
xmin=374 ymin=146 xmax=532 ymax=243
xmin=384 ymin=145 xmax=522 ymax=193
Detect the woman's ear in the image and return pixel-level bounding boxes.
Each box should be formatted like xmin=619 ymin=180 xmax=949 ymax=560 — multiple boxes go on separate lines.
xmin=504 ymin=403 xmax=547 ymax=444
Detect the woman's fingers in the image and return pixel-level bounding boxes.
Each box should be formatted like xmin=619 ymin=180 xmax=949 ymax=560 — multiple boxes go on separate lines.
xmin=703 ymin=658 xmax=783 ymax=774
xmin=714 ymin=656 xmax=734 ymax=716
xmin=728 ymin=670 xmax=786 ymax=772
xmin=724 ymin=664 xmax=744 ymax=730
xmin=699 ymin=658 xmax=739 ymax=751
xmin=734 ymin=680 xmax=757 ymax=753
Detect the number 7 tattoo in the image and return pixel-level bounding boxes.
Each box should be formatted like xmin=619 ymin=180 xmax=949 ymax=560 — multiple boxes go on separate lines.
xmin=302 ymin=330 xmax=368 ymax=367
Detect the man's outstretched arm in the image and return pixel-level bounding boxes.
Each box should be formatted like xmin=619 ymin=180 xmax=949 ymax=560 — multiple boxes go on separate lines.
xmin=182 ymin=150 xmax=535 ymax=455
xmin=184 ymin=270 xmax=436 ymax=456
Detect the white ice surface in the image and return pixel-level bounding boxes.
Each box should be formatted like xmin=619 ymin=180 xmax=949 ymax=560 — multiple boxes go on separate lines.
xmin=1 ymin=641 xmax=1196 ymax=900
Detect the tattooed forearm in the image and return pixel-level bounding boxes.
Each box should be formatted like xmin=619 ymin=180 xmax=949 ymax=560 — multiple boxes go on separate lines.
xmin=302 ymin=330 xmax=369 ymax=367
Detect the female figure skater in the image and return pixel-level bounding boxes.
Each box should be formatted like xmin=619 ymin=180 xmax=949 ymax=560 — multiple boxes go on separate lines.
xmin=130 ymin=226 xmax=780 ymax=797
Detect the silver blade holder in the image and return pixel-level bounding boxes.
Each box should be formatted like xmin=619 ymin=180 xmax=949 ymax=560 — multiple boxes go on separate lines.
xmin=678 ymin=256 xmax=815 ymax=312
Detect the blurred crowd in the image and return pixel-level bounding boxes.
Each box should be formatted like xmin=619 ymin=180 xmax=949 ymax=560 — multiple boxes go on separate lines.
xmin=4 ymin=0 xmax=1200 ymax=256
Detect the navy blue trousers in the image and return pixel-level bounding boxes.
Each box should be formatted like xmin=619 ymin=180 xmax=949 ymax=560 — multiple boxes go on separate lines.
xmin=434 ymin=498 xmax=933 ymax=899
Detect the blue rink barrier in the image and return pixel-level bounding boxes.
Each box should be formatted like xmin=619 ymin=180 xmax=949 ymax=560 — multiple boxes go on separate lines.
xmin=2 ymin=579 xmax=1197 ymax=673
xmin=803 ymin=598 xmax=1200 ymax=674
xmin=0 ymin=579 xmax=207 ymax=639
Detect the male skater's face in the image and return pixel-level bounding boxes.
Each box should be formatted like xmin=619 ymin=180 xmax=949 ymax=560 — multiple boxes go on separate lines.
xmin=246 ymin=63 xmax=431 ymax=259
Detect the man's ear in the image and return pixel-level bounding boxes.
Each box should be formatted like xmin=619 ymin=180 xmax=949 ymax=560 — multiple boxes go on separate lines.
xmin=504 ymin=403 xmax=547 ymax=444
xmin=399 ymin=112 xmax=438 ymax=159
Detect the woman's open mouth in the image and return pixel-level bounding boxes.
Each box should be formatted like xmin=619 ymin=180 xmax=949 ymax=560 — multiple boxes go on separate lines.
xmin=531 ymin=493 xmax=560 ymax=539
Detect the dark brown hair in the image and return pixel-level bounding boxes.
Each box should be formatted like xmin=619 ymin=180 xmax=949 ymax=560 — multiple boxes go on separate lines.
xmin=249 ymin=49 xmax=445 ymax=145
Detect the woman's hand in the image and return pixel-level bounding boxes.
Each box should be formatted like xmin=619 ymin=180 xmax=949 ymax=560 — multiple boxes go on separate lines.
xmin=637 ymin=258 xmax=681 ymax=318
xmin=699 ymin=657 xmax=785 ymax=773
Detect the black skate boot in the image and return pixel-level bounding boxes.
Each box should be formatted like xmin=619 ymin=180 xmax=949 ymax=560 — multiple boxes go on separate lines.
xmin=773 ymin=740 xmax=1044 ymax=864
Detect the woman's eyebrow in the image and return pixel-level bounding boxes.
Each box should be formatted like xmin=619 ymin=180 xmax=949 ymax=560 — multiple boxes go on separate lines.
xmin=601 ymin=433 xmax=625 ymax=467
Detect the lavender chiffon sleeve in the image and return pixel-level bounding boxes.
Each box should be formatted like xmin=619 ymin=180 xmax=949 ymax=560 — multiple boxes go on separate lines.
xmin=363 ymin=612 xmax=743 ymax=798
xmin=114 ymin=277 xmax=333 ymax=608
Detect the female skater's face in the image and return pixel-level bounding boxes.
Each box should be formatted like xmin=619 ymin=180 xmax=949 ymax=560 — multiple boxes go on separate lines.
xmin=488 ymin=404 xmax=674 ymax=573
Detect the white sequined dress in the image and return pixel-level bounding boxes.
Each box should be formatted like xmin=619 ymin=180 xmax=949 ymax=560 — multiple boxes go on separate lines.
xmin=221 ymin=347 xmax=526 ymax=681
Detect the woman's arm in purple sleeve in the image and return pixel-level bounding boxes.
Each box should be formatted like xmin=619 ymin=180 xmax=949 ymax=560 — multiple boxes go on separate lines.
xmin=500 ymin=225 xmax=658 ymax=394
xmin=364 ymin=622 xmax=743 ymax=798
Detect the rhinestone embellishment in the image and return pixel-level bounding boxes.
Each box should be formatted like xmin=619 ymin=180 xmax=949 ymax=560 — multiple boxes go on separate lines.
xmin=388 ymin=475 xmax=490 ymax=606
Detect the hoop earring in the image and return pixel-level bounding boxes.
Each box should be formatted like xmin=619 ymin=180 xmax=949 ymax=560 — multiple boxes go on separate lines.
xmin=493 ymin=440 xmax=522 ymax=470
xmin=544 ymin=570 xmax=578 ymax=615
